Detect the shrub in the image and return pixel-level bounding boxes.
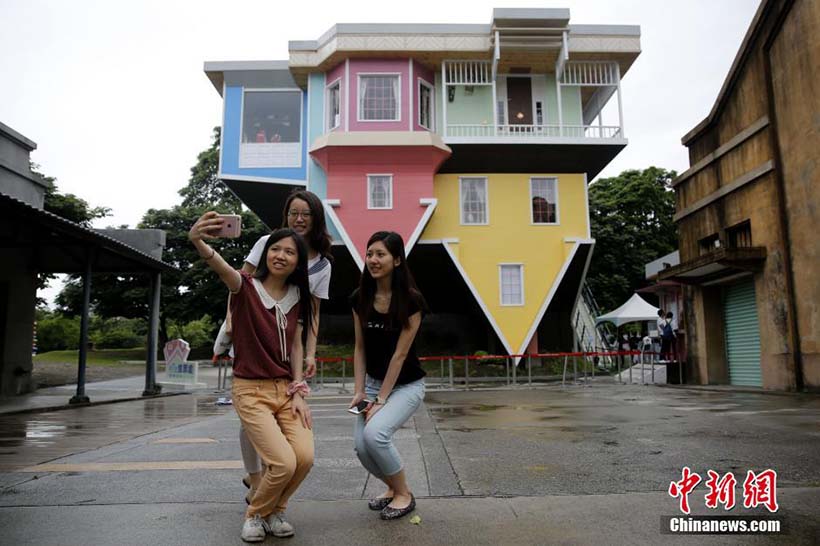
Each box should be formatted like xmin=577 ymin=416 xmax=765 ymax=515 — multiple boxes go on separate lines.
xmin=36 ymin=315 xmax=81 ymax=352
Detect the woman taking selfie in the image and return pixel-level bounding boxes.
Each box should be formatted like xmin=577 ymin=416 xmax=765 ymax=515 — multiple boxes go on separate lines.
xmin=349 ymin=231 xmax=428 ymax=520
xmin=235 ymin=190 xmax=332 ymax=505
xmin=190 ymin=213 xmax=314 ymax=542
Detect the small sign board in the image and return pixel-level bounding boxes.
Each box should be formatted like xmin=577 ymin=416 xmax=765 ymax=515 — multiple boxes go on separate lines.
xmin=163 ymin=339 xmax=203 ymax=387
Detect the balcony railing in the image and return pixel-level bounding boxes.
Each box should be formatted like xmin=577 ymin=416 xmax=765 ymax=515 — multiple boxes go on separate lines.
xmin=445 ymin=124 xmax=623 ymax=140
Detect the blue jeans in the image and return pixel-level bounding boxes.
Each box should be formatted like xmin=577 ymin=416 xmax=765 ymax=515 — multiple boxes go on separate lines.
xmin=353 ymin=376 xmax=425 ymax=479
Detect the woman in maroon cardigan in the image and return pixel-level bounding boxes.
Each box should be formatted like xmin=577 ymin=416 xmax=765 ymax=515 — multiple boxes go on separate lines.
xmin=189 ymin=212 xmax=315 ymax=543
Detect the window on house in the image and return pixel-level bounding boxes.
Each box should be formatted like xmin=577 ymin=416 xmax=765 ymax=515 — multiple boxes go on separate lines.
xmin=241 ymin=90 xmax=301 ymax=144
xmin=535 ymin=101 xmax=544 ymax=125
xmin=727 ymin=220 xmax=752 ymax=248
xmin=699 ymin=233 xmax=720 ymax=255
xmin=327 ymin=81 xmax=341 ymax=130
xmin=497 ymin=100 xmax=506 ymax=125
xmin=367 ymin=175 xmax=393 ymax=209
xmin=530 ymin=177 xmax=558 ymax=224
xmin=460 ymin=177 xmax=488 ymax=224
xmin=419 ymin=80 xmax=433 ymax=130
xmin=499 ymin=264 xmax=524 ymax=306
xmin=359 ymin=75 xmax=400 ymax=121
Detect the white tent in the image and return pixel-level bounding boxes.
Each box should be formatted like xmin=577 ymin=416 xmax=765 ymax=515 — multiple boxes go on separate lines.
xmin=595 ymin=293 xmax=660 ymax=327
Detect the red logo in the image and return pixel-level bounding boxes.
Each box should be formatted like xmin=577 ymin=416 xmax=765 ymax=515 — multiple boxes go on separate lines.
xmin=742 ymin=469 xmax=779 ymax=513
xmin=668 ymin=466 xmax=702 ymax=514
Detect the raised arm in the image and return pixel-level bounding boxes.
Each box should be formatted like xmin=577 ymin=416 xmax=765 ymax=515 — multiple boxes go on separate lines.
xmin=188 ymin=211 xmax=242 ymax=293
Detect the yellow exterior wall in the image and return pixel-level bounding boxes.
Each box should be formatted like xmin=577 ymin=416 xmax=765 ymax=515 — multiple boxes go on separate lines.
xmin=423 ymin=173 xmax=590 ymax=353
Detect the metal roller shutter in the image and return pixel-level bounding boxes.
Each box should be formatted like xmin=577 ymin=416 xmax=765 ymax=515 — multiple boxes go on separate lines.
xmin=723 ymin=278 xmax=762 ymax=387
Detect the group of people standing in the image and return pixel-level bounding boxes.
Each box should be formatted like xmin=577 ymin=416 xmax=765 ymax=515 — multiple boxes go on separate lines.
xmin=189 ymin=189 xmax=426 ymax=542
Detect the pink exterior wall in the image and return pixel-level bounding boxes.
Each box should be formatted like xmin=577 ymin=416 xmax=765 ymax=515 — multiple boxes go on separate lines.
xmin=413 ymin=60 xmax=436 ymax=132
xmin=348 ymin=59 xmax=410 ymax=132
xmin=316 ymin=146 xmax=448 ymax=259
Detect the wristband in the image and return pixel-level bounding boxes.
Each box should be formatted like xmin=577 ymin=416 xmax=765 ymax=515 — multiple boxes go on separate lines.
xmin=287 ymin=380 xmax=311 ymax=398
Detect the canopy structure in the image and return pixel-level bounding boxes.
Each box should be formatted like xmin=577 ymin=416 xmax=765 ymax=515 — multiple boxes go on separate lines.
xmin=595 ymin=293 xmax=659 ymax=327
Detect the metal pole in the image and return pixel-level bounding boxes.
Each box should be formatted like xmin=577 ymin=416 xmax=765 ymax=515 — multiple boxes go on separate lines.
xmin=512 ymin=356 xmax=517 ymax=385
xmin=440 ymin=357 xmax=444 ymax=386
xmin=320 ymin=360 xmax=325 ymax=389
xmin=449 ymin=357 xmax=454 ymax=388
xmin=341 ymin=359 xmax=346 ymax=392
xmin=464 ymin=357 xmax=469 ymax=390
xmin=143 ymin=271 xmax=161 ymax=396
xmin=562 ymin=355 xmax=568 ymax=386
xmin=527 ymin=355 xmax=532 ymax=386
xmin=505 ymin=357 xmax=510 ymax=386
xmin=70 ymin=254 xmax=93 ymax=404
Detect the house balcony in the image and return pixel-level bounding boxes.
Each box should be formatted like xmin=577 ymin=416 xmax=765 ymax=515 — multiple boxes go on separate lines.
xmin=444 ymin=123 xmax=624 ymax=144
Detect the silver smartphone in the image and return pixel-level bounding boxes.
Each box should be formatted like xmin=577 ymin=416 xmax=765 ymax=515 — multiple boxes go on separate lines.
xmin=347 ymin=399 xmax=373 ymax=415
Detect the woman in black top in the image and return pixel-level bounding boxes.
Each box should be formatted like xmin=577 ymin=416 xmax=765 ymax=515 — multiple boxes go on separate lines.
xmin=349 ymin=231 xmax=428 ymax=520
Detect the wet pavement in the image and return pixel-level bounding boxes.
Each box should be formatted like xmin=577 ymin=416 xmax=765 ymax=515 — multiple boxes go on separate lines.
xmin=0 ymin=382 xmax=818 ymax=545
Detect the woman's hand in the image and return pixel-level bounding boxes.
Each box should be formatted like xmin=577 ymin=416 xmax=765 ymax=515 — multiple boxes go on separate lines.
xmin=365 ymin=402 xmax=383 ymax=423
xmin=189 ymin=211 xmax=223 ymax=242
xmin=349 ymin=391 xmax=367 ymax=410
xmin=304 ymin=356 xmax=317 ymax=379
xmin=291 ymin=394 xmax=312 ymax=429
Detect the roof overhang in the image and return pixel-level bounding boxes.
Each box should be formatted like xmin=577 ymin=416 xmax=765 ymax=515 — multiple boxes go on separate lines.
xmin=438 ymin=141 xmax=626 ymax=179
xmin=657 ymin=247 xmax=766 ymax=285
xmin=1 ymin=193 xmax=175 ymax=274
xmin=203 ymin=60 xmax=292 ymax=95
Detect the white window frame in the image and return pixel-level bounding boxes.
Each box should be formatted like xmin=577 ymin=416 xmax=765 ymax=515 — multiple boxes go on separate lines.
xmin=238 ymin=88 xmax=303 ymax=168
xmin=498 ymin=263 xmax=525 ymax=306
xmin=367 ymin=174 xmax=393 ymax=209
xmin=418 ymin=79 xmax=434 ymax=130
xmin=357 ymin=73 xmax=402 ymax=122
xmin=459 ymin=177 xmax=489 ymax=225
xmin=529 ymin=177 xmax=559 ymax=225
xmin=326 ymin=78 xmax=341 ymax=131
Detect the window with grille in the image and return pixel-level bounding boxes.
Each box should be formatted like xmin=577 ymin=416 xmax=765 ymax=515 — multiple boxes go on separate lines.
xmin=367 ymin=175 xmax=393 ymax=209
xmin=530 ymin=177 xmax=558 ymax=224
xmin=327 ymin=81 xmax=341 ymax=130
xmin=359 ymin=75 xmax=400 ymax=121
xmin=499 ymin=264 xmax=524 ymax=306
xmin=727 ymin=221 xmax=752 ymax=248
xmin=419 ymin=80 xmax=433 ymax=130
xmin=535 ymin=101 xmax=544 ymax=125
xmin=460 ymin=177 xmax=488 ymax=224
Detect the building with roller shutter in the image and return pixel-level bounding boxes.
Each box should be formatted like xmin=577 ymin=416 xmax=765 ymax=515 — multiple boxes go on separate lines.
xmin=659 ymin=0 xmax=819 ymax=391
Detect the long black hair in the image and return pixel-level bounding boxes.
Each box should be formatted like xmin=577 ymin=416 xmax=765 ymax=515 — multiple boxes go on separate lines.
xmin=281 ymin=189 xmax=333 ymax=263
xmin=253 ymin=228 xmax=315 ymax=350
xmin=355 ymin=231 xmax=428 ymax=329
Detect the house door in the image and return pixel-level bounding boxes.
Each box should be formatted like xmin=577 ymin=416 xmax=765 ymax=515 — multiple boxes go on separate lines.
xmin=507 ymin=78 xmax=532 ymax=125
xmin=723 ymin=278 xmax=762 ymax=387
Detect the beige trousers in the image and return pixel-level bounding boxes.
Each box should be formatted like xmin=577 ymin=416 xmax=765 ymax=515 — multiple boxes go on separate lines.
xmin=232 ymin=377 xmax=314 ymax=518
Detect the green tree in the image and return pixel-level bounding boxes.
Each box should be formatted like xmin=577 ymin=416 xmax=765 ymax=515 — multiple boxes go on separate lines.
xmin=55 ymin=127 xmax=269 ymax=347
xmin=587 ymin=167 xmax=678 ymax=312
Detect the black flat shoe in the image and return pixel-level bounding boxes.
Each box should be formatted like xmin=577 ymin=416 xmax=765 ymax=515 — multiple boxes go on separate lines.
xmin=242 ymin=476 xmax=251 ymax=489
xmin=368 ymin=497 xmax=393 ymax=511
xmin=380 ymin=494 xmax=415 ymax=520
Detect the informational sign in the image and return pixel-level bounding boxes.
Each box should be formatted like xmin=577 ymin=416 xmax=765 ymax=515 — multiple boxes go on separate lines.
xmin=164 ymin=339 xmax=196 ymax=384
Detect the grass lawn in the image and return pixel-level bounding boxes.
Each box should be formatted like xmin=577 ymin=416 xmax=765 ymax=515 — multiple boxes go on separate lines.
xmin=32 ymin=348 xmax=150 ymax=389
xmin=34 ymin=348 xmax=147 ymax=366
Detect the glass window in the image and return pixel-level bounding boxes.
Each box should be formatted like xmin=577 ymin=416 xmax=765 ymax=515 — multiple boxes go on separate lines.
xmin=419 ymin=81 xmax=433 ymax=130
xmin=359 ymin=75 xmax=400 ymax=121
xmin=500 ymin=265 xmax=524 ymax=306
xmin=535 ymin=101 xmax=544 ymax=125
xmin=530 ymin=177 xmax=558 ymax=224
xmin=327 ymin=81 xmax=341 ymax=130
xmin=368 ymin=175 xmax=393 ymax=209
xmin=460 ymin=177 xmax=488 ymax=224
xmin=241 ymin=91 xmax=301 ymax=144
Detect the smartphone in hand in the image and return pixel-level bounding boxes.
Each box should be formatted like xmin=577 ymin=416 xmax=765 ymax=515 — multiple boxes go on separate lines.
xmin=347 ymin=399 xmax=372 ymax=415
xmin=214 ymin=214 xmax=241 ymax=238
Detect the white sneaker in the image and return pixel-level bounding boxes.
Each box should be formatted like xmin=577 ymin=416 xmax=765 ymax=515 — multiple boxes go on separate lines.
xmin=266 ymin=512 xmax=295 ymax=537
xmin=240 ymin=514 xmax=268 ymax=542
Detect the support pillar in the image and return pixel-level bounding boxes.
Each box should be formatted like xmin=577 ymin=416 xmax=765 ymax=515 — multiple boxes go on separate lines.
xmin=143 ymin=271 xmax=162 ymax=396
xmin=69 ymin=252 xmax=92 ymax=405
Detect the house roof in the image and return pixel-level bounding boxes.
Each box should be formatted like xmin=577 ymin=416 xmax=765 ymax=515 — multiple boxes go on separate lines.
xmin=0 ymin=191 xmax=176 ymax=274
xmin=681 ymin=0 xmax=773 ymax=145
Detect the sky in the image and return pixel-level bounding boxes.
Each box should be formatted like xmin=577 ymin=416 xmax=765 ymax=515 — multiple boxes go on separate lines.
xmin=0 ymin=0 xmax=761 ymax=304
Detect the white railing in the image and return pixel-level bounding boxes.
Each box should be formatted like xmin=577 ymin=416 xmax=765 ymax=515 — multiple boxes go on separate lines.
xmin=561 ymin=61 xmax=619 ymax=86
xmin=445 ymin=124 xmax=622 ymax=139
xmin=444 ymin=60 xmax=493 ymax=85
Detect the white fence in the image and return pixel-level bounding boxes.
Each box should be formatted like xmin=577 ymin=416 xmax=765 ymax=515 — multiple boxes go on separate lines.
xmin=445 ymin=124 xmax=622 ymax=139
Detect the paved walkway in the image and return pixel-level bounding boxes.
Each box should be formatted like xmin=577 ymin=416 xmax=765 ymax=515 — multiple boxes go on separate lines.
xmin=1 ymin=380 xmax=818 ymax=544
